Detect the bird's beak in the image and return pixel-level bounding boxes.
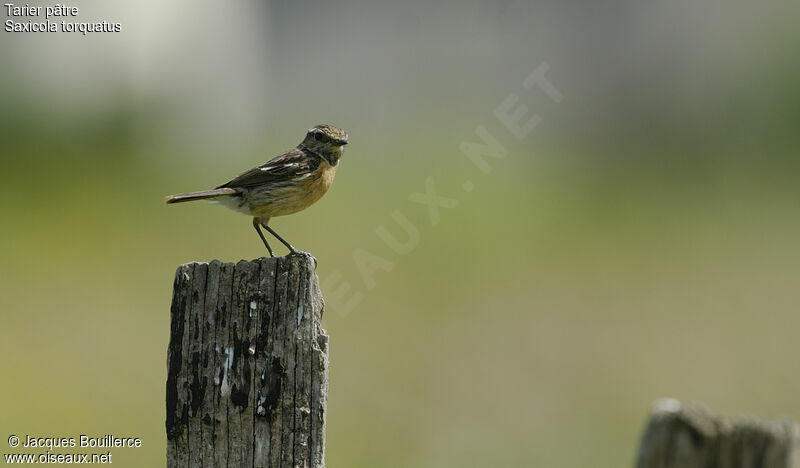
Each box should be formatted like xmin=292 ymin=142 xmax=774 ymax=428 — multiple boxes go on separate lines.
xmin=336 ymin=140 xmax=348 ymax=146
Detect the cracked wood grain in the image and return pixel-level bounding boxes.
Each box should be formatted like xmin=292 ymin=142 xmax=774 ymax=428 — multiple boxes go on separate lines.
xmin=167 ymin=254 xmax=329 ymax=468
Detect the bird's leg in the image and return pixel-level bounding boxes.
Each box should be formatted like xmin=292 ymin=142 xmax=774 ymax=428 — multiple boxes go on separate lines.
xmin=261 ymin=222 xmax=300 ymax=255
xmin=260 ymin=221 xmax=316 ymax=266
xmin=252 ymin=218 xmax=275 ymax=257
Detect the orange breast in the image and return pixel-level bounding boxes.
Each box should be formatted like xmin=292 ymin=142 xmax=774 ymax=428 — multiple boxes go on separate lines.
xmin=251 ymin=160 xmax=338 ymax=218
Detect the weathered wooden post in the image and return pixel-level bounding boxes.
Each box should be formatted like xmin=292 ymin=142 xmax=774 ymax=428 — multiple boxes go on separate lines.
xmin=636 ymin=399 xmax=800 ymax=468
xmin=166 ymin=254 xmax=329 ymax=468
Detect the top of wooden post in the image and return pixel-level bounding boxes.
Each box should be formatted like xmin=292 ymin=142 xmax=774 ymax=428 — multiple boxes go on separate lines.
xmin=636 ymin=399 xmax=800 ymax=468
xmin=167 ymin=253 xmax=329 ymax=468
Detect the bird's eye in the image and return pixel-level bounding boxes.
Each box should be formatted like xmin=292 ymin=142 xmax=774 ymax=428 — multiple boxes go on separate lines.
xmin=314 ymin=133 xmax=329 ymax=142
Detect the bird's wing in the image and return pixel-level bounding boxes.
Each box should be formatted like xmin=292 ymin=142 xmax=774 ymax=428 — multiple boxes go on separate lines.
xmin=216 ymin=148 xmax=321 ymax=189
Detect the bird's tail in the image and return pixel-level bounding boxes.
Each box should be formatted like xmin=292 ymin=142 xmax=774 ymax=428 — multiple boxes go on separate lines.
xmin=165 ymin=188 xmax=238 ymax=204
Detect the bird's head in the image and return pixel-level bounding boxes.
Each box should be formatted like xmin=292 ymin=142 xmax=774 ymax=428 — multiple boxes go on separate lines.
xmin=300 ymin=124 xmax=349 ymax=166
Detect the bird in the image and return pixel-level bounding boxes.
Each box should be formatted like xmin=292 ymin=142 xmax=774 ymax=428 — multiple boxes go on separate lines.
xmin=165 ymin=124 xmax=349 ymax=257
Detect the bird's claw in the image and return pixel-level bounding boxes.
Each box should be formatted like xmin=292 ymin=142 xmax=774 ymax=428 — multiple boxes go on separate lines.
xmin=288 ymin=249 xmax=317 ymax=268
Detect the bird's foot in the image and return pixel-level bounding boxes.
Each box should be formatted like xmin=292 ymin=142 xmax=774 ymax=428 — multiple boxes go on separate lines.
xmin=287 ymin=248 xmax=317 ymax=268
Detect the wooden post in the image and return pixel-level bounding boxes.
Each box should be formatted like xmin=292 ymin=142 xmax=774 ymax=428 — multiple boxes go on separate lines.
xmin=166 ymin=254 xmax=329 ymax=468
xmin=636 ymin=399 xmax=800 ymax=468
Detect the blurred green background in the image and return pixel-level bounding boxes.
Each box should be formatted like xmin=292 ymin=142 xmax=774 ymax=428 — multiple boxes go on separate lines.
xmin=1 ymin=1 xmax=799 ymax=466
